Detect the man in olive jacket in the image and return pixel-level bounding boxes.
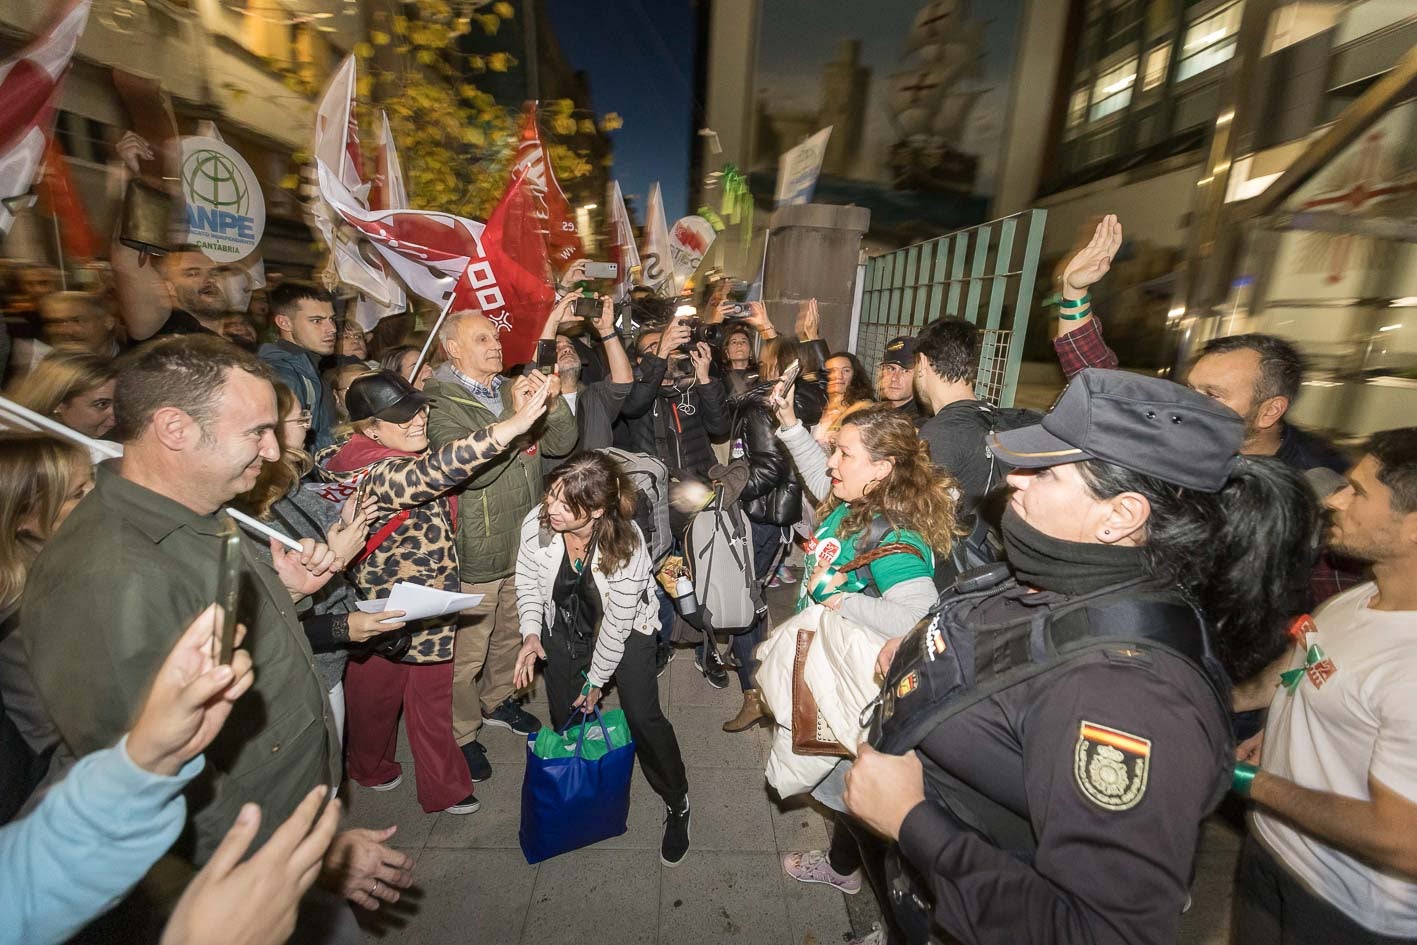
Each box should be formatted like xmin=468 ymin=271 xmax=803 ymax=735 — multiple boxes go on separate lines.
xmin=22 ymin=337 xmax=410 ymax=938
xmin=424 ymin=310 xmax=578 ymax=780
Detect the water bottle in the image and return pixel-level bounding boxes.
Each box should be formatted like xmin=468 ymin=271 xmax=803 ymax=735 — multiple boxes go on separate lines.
xmin=675 ymin=574 xmax=697 ymax=617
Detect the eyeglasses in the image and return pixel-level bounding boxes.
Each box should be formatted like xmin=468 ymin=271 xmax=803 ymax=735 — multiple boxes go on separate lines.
xmin=283 ymin=413 xmax=313 ymax=428
xmin=395 ymin=408 xmax=428 ymax=429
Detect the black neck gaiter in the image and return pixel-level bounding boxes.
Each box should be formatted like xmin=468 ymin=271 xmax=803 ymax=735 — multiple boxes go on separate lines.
xmin=1001 ymin=507 xmax=1147 ymax=596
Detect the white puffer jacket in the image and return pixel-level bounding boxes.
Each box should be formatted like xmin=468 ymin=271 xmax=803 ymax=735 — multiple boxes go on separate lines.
xmin=757 ymin=604 xmax=884 ymax=798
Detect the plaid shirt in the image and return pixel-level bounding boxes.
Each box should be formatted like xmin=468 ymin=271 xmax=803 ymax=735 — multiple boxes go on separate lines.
xmin=1053 ymin=316 xmax=1119 ymax=379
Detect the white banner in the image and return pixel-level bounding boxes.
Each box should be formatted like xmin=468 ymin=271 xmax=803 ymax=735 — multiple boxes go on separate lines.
xmin=774 ymin=126 xmax=833 ymax=208
xmin=669 ymin=215 xmax=716 ymax=292
xmin=640 ymin=182 xmax=674 ymax=295
xmin=179 ymin=135 xmax=265 ymax=263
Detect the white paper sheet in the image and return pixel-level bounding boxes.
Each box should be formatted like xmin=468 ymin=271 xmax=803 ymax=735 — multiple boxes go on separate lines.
xmin=356 ymin=581 xmax=484 ymax=624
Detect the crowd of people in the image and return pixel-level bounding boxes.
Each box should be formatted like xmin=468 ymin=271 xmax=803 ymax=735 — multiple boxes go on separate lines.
xmin=1 ymin=210 xmax=1414 ymax=945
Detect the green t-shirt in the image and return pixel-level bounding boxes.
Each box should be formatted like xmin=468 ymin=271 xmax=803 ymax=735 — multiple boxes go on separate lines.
xmin=796 ymin=504 xmax=935 ymax=610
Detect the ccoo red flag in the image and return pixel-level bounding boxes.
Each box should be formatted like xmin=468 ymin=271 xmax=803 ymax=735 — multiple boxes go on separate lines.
xmin=37 ymin=134 xmax=97 ymax=259
xmin=514 ymin=103 xmax=583 ymax=275
xmin=480 ymin=166 xmax=555 ymax=366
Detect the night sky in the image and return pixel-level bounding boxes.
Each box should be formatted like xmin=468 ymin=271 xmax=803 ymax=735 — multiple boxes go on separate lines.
xmin=543 ymin=0 xmax=698 ymax=223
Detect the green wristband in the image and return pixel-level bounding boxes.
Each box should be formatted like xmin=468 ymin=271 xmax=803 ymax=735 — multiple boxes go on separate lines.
xmin=1232 ymin=761 xmax=1258 ymax=796
xmin=1057 ymin=292 xmax=1091 ymax=310
xmin=1058 ymin=305 xmax=1091 ymax=322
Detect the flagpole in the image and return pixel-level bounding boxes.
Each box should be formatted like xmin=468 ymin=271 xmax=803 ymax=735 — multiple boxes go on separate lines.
xmin=408 ymin=303 xmax=453 ymax=381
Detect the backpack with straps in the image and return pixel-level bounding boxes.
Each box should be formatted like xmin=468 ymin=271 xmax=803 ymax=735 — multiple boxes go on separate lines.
xmin=682 ymin=482 xmax=764 ymax=633
xmin=601 ymin=447 xmax=672 ymax=566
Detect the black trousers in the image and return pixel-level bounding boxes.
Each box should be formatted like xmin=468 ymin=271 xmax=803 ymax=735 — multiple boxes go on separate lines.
xmin=1234 ymin=836 xmax=1417 ymax=945
xmin=542 ymin=627 xmax=689 ymax=807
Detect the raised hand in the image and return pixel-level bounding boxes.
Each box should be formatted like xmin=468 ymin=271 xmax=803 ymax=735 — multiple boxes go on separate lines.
xmin=591 ymin=295 xmax=617 ymax=338
xmin=1060 ymin=214 xmax=1122 ymax=299
xmin=127 ymin=604 xmax=255 ymax=777
xmin=743 ymin=301 xmax=772 ymax=334
xmin=656 ymin=319 xmax=693 ymax=357
xmin=772 ymin=378 xmax=798 ymax=428
xmin=688 ymin=342 xmax=713 ymax=384
xmin=325 ymin=496 xmax=375 ymax=571
xmin=796 ymin=298 xmax=821 ymax=341
xmin=161 ymin=786 xmax=341 ymax=945
xmin=498 ymin=370 xmax=553 ymax=443
xmin=116 ymin=131 xmax=154 ymax=175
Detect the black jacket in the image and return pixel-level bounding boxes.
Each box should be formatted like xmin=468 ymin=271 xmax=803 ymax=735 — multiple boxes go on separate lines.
xmin=616 ymin=351 xmax=730 ymax=479
xmin=731 ymin=378 xmax=826 ymax=526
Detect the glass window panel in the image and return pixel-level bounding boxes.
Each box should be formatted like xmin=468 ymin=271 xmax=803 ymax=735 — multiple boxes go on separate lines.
xmin=1088 ymin=57 xmax=1138 ymax=121
xmin=1142 ymin=41 xmax=1171 ymax=89
xmin=1175 ymin=1 xmax=1242 ymax=81
xmin=1067 ymin=87 xmax=1091 ymax=128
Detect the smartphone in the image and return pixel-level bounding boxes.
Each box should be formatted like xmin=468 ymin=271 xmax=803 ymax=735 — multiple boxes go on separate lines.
xmin=119 ymin=178 xmax=173 ymax=256
xmin=573 ymin=295 xmax=600 ymax=319
xmin=778 ymin=358 xmax=802 ymax=391
xmin=213 ymin=517 xmax=242 ymax=665
xmin=535 ymin=338 xmax=558 ymax=373
xmin=583 ymin=261 xmax=619 ymax=280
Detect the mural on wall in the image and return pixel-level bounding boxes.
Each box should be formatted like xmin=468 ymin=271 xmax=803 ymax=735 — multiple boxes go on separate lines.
xmin=750 ymin=0 xmax=1025 ymax=246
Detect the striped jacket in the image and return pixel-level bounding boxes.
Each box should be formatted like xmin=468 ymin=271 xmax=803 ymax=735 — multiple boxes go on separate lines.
xmin=514 ymin=508 xmax=660 ymax=687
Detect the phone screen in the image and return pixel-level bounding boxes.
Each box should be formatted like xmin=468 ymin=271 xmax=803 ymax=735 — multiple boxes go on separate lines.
xmin=213 ymin=517 xmax=242 ymax=665
xmin=778 ymin=359 xmax=802 ymax=391
xmin=535 ymin=339 xmax=558 ymax=373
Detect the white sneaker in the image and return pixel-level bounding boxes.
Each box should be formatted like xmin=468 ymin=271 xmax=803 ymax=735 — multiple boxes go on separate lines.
xmin=782 ymin=850 xmax=863 ymax=894
xmin=368 ymin=774 xmax=403 ymax=792
xmin=444 ymin=794 xmax=481 ymax=814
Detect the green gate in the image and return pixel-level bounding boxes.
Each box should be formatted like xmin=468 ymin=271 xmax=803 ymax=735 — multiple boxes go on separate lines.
xmin=854 ymin=208 xmax=1048 ymax=408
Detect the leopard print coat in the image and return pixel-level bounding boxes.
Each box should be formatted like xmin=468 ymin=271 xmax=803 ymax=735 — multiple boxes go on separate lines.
xmin=319 ymin=429 xmax=505 ymax=663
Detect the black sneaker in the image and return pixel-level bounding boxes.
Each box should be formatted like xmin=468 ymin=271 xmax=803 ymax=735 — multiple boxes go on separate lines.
xmin=461 ymin=740 xmax=491 ymax=782
xmin=661 ymin=799 xmax=691 ymax=867
xmin=694 ymin=646 xmax=729 ymax=689
xmin=445 ymin=793 xmax=480 ymax=815
xmin=482 ymin=698 xmax=542 ymax=735
xmin=656 ymin=642 xmax=675 ymax=677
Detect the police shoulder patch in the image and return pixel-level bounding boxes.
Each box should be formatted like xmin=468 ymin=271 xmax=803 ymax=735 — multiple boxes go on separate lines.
xmin=1074 ymin=721 xmax=1151 ymax=811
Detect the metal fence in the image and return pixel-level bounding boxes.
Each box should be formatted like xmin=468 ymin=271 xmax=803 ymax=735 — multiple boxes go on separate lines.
xmin=854 ymin=208 xmax=1048 ymax=408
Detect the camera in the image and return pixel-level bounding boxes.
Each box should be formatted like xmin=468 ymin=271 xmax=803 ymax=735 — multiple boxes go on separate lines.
xmin=677 ymin=316 xmax=726 ymax=349
xmin=573 ymin=294 xmax=600 ymax=319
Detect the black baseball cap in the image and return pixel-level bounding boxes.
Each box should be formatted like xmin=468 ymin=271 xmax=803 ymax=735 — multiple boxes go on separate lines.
xmin=990 ymin=368 xmax=1244 ymax=492
xmin=880 ymin=336 xmax=915 ymax=369
xmin=346 ymin=370 xmax=431 ymax=424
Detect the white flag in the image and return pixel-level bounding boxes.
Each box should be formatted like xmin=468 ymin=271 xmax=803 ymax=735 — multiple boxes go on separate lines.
xmin=606 ymin=181 xmax=640 ymax=303
xmin=640 ymin=182 xmax=674 ymax=296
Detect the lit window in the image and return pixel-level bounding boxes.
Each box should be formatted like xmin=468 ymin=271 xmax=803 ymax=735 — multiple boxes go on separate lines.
xmin=1067 ymin=87 xmax=1090 ymax=129
xmin=1142 ymin=42 xmax=1170 ymax=90
xmin=1089 ymin=57 xmax=1138 ymax=122
xmin=1175 ymin=2 xmax=1242 ymax=82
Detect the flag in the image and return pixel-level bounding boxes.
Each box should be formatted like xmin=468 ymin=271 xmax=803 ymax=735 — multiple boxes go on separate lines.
xmin=480 ymin=167 xmax=555 ymax=365
xmin=513 ymin=102 xmax=583 ymax=274
xmin=640 ymin=181 xmax=673 ymax=296
xmin=0 ymin=0 xmax=91 ymax=237
xmin=37 ymin=134 xmax=97 ymax=258
xmin=316 ymin=160 xmax=517 ymax=351
xmin=309 ymin=56 xmax=397 ymax=305
xmin=606 ymin=181 xmax=639 ymax=303
xmin=354 ymin=110 xmax=410 ymax=331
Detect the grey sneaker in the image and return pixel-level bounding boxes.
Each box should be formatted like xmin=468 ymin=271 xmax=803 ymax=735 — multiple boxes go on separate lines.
xmin=782 ymin=850 xmax=862 ymax=894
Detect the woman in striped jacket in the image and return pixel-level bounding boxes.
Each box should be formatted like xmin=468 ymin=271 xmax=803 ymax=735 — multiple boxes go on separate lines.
xmin=512 ymin=451 xmax=692 ymax=866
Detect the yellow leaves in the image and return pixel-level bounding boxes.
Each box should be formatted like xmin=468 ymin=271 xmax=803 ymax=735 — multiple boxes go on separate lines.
xmin=279 ymin=173 xmax=301 ymax=191
xmin=371 ymin=30 xmax=390 ymax=45
xmin=577 ymin=118 xmax=596 ymax=135
xmin=458 ymin=83 xmax=478 ymax=100
xmin=460 ymin=127 xmax=487 ymax=147
xmin=292 ymin=148 xmax=311 ymax=165
xmin=486 ymin=52 xmax=511 ymax=73
xmin=551 ymin=115 xmax=577 ymax=136
xmin=356 ymin=74 xmax=375 ymax=99
xmin=599 ymin=112 xmax=623 ymax=132
xmin=477 ymin=13 xmax=501 ymax=35
xmin=392 ymin=15 xmax=408 ymax=35
xmin=467 ymin=54 xmax=485 ymax=72
xmin=453 ymin=17 xmax=470 ymax=35
xmin=493 ymin=2 xmax=514 ymax=19
xmin=354 ymin=42 xmax=373 ymax=59
xmin=416 ymin=49 xmax=438 ymax=66
xmin=549 ymin=99 xmax=575 ymax=119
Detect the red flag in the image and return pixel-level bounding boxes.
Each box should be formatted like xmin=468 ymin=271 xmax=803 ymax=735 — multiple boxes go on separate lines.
xmin=0 ymin=0 xmax=91 ymax=236
xmin=481 ymin=167 xmax=555 ymax=366
xmin=37 ymin=134 xmax=96 ymax=259
xmin=513 ymin=103 xmax=583 ymax=275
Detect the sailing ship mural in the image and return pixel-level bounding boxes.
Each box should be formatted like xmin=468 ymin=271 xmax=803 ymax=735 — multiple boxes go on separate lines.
xmin=750 ymin=0 xmax=1024 ymax=245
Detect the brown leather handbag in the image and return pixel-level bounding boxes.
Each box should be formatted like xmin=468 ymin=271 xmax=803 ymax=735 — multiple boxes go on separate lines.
xmin=790 ymin=542 xmax=923 ymax=757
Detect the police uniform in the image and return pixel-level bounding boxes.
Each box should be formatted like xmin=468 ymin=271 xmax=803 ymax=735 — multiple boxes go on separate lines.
xmin=859 ymin=370 xmax=1248 ymax=945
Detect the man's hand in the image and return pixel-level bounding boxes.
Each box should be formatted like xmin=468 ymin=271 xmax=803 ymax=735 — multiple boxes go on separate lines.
xmin=542 ymin=293 xmax=580 ymax=339
xmin=271 ymin=538 xmax=337 ymax=601
xmin=320 ymin=826 xmax=415 ymax=911
xmin=1236 ymin=731 xmax=1264 ymax=766
xmin=689 ymin=342 xmax=713 ymax=385
xmin=161 ymin=787 xmax=341 ymax=945
xmin=514 ymin=635 xmax=547 ymax=690
xmin=843 ymin=743 xmax=927 ymax=841
xmin=497 ymin=370 xmax=553 ymax=444
xmin=796 ymin=298 xmax=821 ymax=341
xmin=116 ymin=131 xmax=154 ymax=175
xmin=591 ymin=295 xmax=617 ymax=338
xmin=656 ymin=319 xmax=692 ymax=357
xmin=127 ymin=604 xmax=255 ymax=777
xmin=571 ymin=685 xmax=603 ymax=715
xmin=558 ymin=259 xmax=588 ymax=291
xmin=1059 ymin=214 xmax=1122 ymax=301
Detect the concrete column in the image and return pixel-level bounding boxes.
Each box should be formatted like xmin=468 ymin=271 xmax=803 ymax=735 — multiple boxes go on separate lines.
xmin=763 ymin=203 xmax=870 ymax=354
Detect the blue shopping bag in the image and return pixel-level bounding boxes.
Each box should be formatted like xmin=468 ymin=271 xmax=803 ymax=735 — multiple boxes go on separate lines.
xmin=519 ymin=707 xmax=635 ymax=864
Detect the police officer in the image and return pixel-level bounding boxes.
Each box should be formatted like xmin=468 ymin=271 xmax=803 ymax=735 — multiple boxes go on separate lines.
xmin=840 ymin=369 xmax=1319 ymax=945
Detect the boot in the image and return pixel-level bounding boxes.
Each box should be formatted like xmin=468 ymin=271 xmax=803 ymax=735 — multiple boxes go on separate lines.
xmin=723 ymin=689 xmax=770 ymax=732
